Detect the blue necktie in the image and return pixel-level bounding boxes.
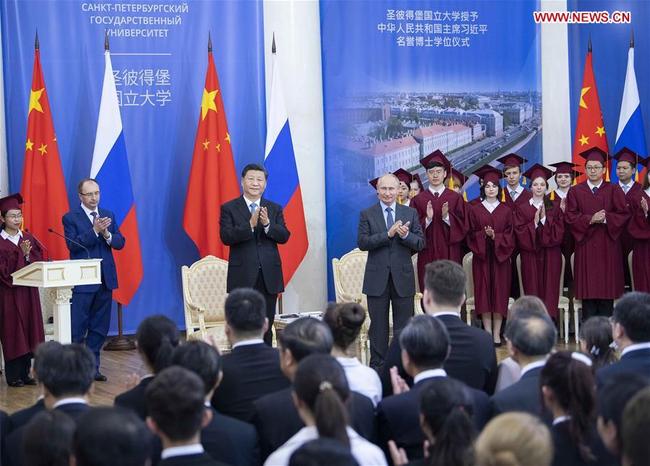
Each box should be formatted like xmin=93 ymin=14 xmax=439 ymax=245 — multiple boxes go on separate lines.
xmin=90 ymin=211 xmax=98 ymax=223
xmin=249 ymin=202 xmax=257 ymax=213
xmin=592 ymin=186 xmax=598 ymax=195
xmin=385 ymin=207 xmax=394 ymax=229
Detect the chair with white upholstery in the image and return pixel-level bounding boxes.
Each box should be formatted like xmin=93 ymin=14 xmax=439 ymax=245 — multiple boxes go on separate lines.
xmin=181 ymin=255 xmax=230 ymax=353
xmin=629 ymin=251 xmax=635 ymax=290
xmin=462 ymin=252 xmax=475 ymax=325
xmin=570 ymin=253 xmax=582 ymax=343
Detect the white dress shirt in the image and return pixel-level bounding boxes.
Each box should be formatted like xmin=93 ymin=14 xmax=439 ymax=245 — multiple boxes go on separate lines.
xmin=508 ymin=184 xmax=524 ymax=201
xmin=482 ymin=199 xmax=500 ymax=213
xmin=621 ymin=342 xmax=650 ymax=357
xmin=161 ymin=444 xmax=204 ymax=460
xmin=0 ymin=229 xmax=22 ymax=246
xmin=336 ymin=356 xmax=382 ymax=406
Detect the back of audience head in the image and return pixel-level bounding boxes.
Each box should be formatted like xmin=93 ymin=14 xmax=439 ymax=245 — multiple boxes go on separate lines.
xmin=293 ymin=354 xmax=351 ymax=447
xmin=475 ymin=412 xmax=553 ymax=466
xmin=540 ymin=351 xmax=596 ymax=463
xmin=145 ymin=366 xmax=210 ymax=444
xmin=278 ymin=317 xmax=333 ymax=375
xmin=37 ymin=342 xmax=95 ymax=403
xmin=612 ymin=291 xmax=650 ymax=346
xmin=323 ymin=302 xmax=365 ymax=354
xmin=72 ymin=407 xmax=150 ymax=466
xmin=621 ymin=387 xmax=650 ymax=466
xmin=33 ymin=340 xmax=62 ymax=381
xmin=225 ymin=288 xmax=268 ymax=340
xmin=579 ymin=316 xmax=616 ymax=369
xmin=509 ymin=295 xmax=548 ymax=318
xmin=171 ymin=340 xmax=222 ymax=398
xmin=419 ymin=377 xmax=475 ymax=466
xmin=136 ymin=314 xmax=180 ymax=373
xmin=423 ymin=260 xmax=466 ymax=310
xmin=23 ymin=410 xmax=75 ymax=466
xmin=504 ymin=313 xmax=556 ymax=360
xmin=399 ymin=314 xmax=450 ymax=374
xmin=289 ymin=438 xmax=359 ymax=466
xmin=597 ymin=373 xmax=650 ymax=457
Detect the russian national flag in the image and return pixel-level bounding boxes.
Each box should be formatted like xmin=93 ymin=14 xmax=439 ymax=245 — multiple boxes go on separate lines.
xmin=264 ymin=38 xmax=309 ymax=286
xmin=91 ymin=46 xmax=143 ymax=305
xmin=614 ymin=38 xmax=647 ymax=183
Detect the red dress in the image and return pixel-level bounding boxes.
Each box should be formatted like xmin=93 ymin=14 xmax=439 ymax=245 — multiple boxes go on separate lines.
xmin=514 ymin=199 xmax=564 ymax=318
xmin=467 ymin=201 xmax=515 ymax=316
xmin=411 ymin=188 xmax=468 ymax=291
xmin=565 ymin=182 xmax=629 ymax=300
xmin=627 ymin=188 xmax=650 ymax=292
xmin=0 ymin=232 xmax=45 ymax=362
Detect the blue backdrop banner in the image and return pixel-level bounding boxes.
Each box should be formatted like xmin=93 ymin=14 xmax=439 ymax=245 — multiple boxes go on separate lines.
xmin=1 ymin=0 xmax=266 ymax=332
xmin=320 ymin=0 xmax=542 ymax=298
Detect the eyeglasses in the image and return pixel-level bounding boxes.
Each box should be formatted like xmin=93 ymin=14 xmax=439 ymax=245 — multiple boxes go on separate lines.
xmin=80 ymin=191 xmax=100 ymax=197
xmin=585 ymin=165 xmax=603 ymax=171
xmin=4 ymin=213 xmax=22 ymax=219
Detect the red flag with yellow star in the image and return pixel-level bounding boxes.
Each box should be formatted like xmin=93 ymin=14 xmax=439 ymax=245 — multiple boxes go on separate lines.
xmin=572 ymin=42 xmax=609 ymax=183
xmin=21 ymin=36 xmax=70 ymax=259
xmin=183 ymin=38 xmax=239 ymax=258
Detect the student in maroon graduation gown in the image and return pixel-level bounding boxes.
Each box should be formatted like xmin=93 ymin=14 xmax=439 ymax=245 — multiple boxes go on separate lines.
xmin=497 ymin=153 xmax=532 ymax=207
xmin=410 ymin=150 xmax=468 ymax=291
xmin=613 ymin=147 xmax=643 ymax=291
xmin=408 ymin=174 xmax=424 ymax=202
xmin=466 ymin=166 xmax=515 ymax=346
xmin=0 ymin=193 xmax=45 ymax=387
xmin=445 ymin=167 xmax=468 ymax=196
xmin=565 ymin=146 xmax=630 ymax=317
xmin=393 ymin=168 xmax=412 ymax=206
xmin=513 ymin=164 xmax=564 ymax=320
xmin=628 ymin=155 xmax=650 ymax=292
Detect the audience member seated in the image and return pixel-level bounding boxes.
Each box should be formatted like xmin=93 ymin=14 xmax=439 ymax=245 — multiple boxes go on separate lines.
xmin=211 ymin=288 xmax=290 ymax=422
xmin=264 ymin=354 xmax=386 ymax=466
xmin=620 ymin=387 xmax=650 ymax=466
xmin=494 ymin=295 xmax=549 ymax=392
xmin=388 ymin=377 xmax=476 ymax=466
xmin=540 ymin=351 xmax=613 ymax=466
xmin=22 ymin=410 xmax=75 ymax=466
xmin=288 ymin=438 xmax=359 ymax=466
xmin=597 ymin=292 xmax=650 ymax=387
xmin=475 ymin=412 xmax=553 ymax=466
xmin=596 ymin=373 xmax=649 ymax=460
xmin=115 ymin=315 xmax=180 ymax=419
xmin=6 ymin=342 xmax=95 ymax=466
xmin=381 ymin=260 xmax=497 ymax=396
xmin=579 ymin=316 xmax=617 ymax=370
xmin=72 ymin=407 xmax=151 ymax=466
xmin=323 ymin=302 xmax=382 ymax=406
xmin=253 ymin=317 xmax=376 ymax=460
xmin=146 ymin=366 xmax=228 ymax=466
xmin=172 ymin=340 xmax=260 ymax=466
xmin=377 ymin=315 xmax=489 ymax=461
xmin=490 ymin=313 xmax=556 ymax=419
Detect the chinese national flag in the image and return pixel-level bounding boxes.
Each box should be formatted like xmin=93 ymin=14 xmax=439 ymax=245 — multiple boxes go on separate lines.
xmin=572 ymin=43 xmax=610 ymax=183
xmin=183 ymin=40 xmax=239 ymax=258
xmin=21 ymin=38 xmax=69 ymax=259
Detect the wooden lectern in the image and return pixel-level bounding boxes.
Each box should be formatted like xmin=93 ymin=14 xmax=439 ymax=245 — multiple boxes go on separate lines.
xmin=11 ymin=259 xmax=102 ymax=344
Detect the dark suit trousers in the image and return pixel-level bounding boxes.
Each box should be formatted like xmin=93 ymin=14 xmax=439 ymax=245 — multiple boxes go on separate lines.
xmin=582 ymin=299 xmax=613 ymax=318
xmin=254 ymin=272 xmax=277 ymax=346
xmin=367 ymin=273 xmax=413 ymax=370
xmin=72 ymin=283 xmax=113 ymax=369
xmin=4 ymin=353 xmax=32 ymax=384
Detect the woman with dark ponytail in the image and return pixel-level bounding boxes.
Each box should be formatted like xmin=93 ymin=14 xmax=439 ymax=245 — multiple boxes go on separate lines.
xmin=264 ymin=354 xmax=387 ymax=466
xmin=114 ymin=315 xmax=180 ymax=419
xmin=540 ymin=351 xmax=612 ymax=466
xmin=579 ymin=317 xmax=617 ymax=370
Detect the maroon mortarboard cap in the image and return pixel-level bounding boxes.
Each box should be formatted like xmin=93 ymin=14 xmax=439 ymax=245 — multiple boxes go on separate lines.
xmin=497 ymin=153 xmax=527 ymax=168
xmin=612 ymin=147 xmax=639 ymax=165
xmin=641 ymin=155 xmax=650 ymax=169
xmin=579 ymin=146 xmax=607 ymax=164
xmin=420 ymin=149 xmax=451 ymax=172
xmin=549 ymin=161 xmax=579 ymax=176
xmin=393 ymin=168 xmax=413 ymax=185
xmin=473 ymin=165 xmax=502 ymax=185
xmin=0 ymin=193 xmax=23 ymax=214
xmin=369 ymin=176 xmax=380 ymax=189
xmin=522 ymin=163 xmax=553 ymax=182
xmin=412 ymin=174 xmax=425 ymax=191
xmin=448 ymin=167 xmax=468 ymax=187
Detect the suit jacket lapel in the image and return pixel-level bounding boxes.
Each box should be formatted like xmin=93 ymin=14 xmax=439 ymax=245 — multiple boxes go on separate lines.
xmin=237 ymin=197 xmax=254 ymax=223
xmin=374 ymin=203 xmax=388 ymax=232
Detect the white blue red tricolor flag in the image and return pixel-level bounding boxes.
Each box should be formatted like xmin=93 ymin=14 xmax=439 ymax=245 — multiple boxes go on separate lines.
xmin=91 ymin=47 xmax=143 ymax=305
xmin=614 ymin=38 xmax=647 ymax=182
xmin=263 ymin=39 xmax=308 ymax=286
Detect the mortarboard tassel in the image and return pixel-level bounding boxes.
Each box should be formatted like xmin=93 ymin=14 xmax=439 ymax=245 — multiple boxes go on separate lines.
xmin=449 ymin=175 xmax=455 ymax=190
xmin=463 ymin=191 xmax=468 ymax=202
xmin=550 ymin=190 xmax=555 ymax=201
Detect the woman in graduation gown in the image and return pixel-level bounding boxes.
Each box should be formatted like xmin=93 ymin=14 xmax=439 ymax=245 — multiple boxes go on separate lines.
xmin=393 ymin=168 xmax=412 ymax=206
xmin=0 ymin=193 xmax=45 ymax=387
xmin=466 ymin=166 xmax=515 ymax=345
xmin=628 ymin=156 xmax=650 ymax=292
xmin=514 ymin=164 xmax=564 ymax=320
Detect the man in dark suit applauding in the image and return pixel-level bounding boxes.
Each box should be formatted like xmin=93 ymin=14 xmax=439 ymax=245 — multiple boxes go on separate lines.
xmin=62 ymin=178 xmax=125 ymax=381
xmin=220 ymin=164 xmax=290 ymax=345
xmin=358 ymin=173 xmax=424 ymax=369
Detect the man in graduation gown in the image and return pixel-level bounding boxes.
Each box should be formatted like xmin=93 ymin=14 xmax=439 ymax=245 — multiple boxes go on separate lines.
xmin=627 ymin=156 xmax=650 ymax=293
xmin=410 ymin=150 xmax=468 ymax=291
xmin=565 ymin=147 xmax=630 ymax=317
xmin=497 ymin=153 xmax=532 ymax=207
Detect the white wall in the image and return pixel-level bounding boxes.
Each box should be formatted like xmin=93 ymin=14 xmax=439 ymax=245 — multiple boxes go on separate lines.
xmin=263 ymin=0 xmax=328 ymax=313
